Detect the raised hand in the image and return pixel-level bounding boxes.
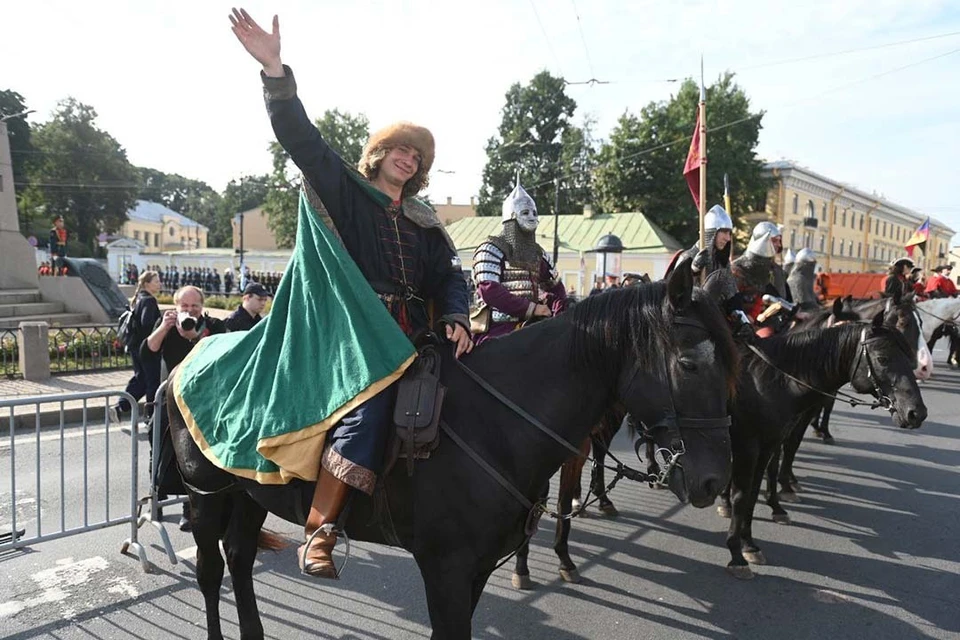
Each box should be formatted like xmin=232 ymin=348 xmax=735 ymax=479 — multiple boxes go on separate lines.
xmin=228 ymin=7 xmax=283 ymax=76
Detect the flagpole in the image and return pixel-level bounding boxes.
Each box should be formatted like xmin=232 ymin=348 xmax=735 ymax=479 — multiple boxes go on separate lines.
xmin=698 ymin=57 xmax=707 ymax=252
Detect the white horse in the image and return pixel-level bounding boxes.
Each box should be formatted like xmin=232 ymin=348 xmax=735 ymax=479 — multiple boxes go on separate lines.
xmin=917 ymin=297 xmax=960 ymax=345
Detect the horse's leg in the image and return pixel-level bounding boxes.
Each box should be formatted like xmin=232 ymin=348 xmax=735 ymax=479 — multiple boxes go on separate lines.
xmin=470 ymin=569 xmax=494 ymax=616
xmin=592 ymin=418 xmax=619 ymax=517
xmin=191 ymin=491 xmax=229 ymax=640
xmin=817 ymin=398 xmax=836 ymax=444
xmin=420 ymin=558 xmax=477 ymax=640
xmin=717 ymin=478 xmax=732 ymax=519
xmin=764 ymin=447 xmax=791 ymax=524
xmin=511 ymin=541 xmax=533 ymax=590
xmin=741 ymin=445 xmax=776 ymax=568
xmin=778 ymin=415 xmax=811 ymax=501
xmin=726 ymin=436 xmax=758 ymax=579
xmin=555 ymin=442 xmax=589 ymax=584
xmin=222 ymin=492 xmax=269 ymax=640
xmin=570 ymin=437 xmax=587 ymax=514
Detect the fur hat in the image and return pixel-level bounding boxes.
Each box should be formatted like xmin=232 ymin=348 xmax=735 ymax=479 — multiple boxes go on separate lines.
xmin=358 ymin=121 xmax=435 ymax=177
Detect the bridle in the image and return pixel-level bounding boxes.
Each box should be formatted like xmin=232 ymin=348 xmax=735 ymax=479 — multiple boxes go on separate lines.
xmin=744 ymin=325 xmax=897 ymax=414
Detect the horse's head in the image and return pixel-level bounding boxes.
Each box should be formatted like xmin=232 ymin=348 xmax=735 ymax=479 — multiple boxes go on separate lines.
xmin=883 ymin=296 xmax=932 ymax=381
xmin=849 ymin=310 xmax=927 ymax=429
xmin=615 ymin=259 xmax=739 ymax=508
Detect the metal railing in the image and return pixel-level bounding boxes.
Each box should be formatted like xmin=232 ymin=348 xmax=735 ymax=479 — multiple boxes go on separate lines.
xmin=0 ymin=391 xmax=152 ymax=571
xmin=48 ymin=325 xmax=132 ymax=374
xmin=0 ymin=328 xmax=18 ymax=379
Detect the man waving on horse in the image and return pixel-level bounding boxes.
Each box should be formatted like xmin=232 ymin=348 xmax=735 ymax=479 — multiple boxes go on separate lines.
xmin=229 ymin=7 xmax=471 ymax=578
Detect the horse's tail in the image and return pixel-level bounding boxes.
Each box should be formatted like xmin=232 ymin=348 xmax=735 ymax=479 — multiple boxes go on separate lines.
xmin=257 ymin=528 xmax=289 ymax=551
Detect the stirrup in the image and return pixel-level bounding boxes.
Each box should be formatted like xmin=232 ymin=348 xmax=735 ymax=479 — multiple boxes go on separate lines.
xmin=300 ymin=523 xmax=351 ymax=579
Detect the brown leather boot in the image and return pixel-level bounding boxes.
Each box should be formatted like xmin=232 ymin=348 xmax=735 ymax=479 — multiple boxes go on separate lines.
xmin=298 ymin=466 xmax=351 ymax=578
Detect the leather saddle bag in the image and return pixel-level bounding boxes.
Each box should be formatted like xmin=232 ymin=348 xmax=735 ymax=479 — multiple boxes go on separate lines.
xmin=392 ymin=345 xmax=445 ymax=475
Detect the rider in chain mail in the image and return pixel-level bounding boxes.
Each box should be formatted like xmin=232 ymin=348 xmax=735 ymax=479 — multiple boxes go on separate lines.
xmin=470 ymin=176 xmax=567 ymax=345
xmin=786 ymin=248 xmax=820 ymax=311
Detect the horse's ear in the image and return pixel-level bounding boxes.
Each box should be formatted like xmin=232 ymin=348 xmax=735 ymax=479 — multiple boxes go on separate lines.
xmin=831 ymin=298 xmax=843 ymax=317
xmin=667 ymin=257 xmax=694 ymax=312
xmin=872 ymin=309 xmax=885 ymax=328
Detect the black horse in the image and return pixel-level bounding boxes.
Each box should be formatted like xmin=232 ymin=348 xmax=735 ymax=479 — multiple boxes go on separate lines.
xmin=768 ymin=295 xmax=926 ymax=508
xmin=721 ymin=311 xmax=926 ymax=579
xmin=168 ymin=261 xmax=740 ymax=639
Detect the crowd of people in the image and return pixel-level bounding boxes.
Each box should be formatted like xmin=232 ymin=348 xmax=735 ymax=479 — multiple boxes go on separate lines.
xmin=118 ymin=264 xmax=285 ymax=297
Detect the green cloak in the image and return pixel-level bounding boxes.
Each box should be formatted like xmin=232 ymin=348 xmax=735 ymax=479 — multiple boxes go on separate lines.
xmin=172 ymin=191 xmax=416 ymax=484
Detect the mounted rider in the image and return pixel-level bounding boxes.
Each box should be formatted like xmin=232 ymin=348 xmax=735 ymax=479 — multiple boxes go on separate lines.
xmin=924 ymin=264 xmax=958 ymax=298
xmin=883 ymin=257 xmax=914 ymax=299
xmin=228 ymin=8 xmax=472 ymax=579
xmin=783 ymin=248 xmax=797 ymax=279
xmin=731 ymin=221 xmax=788 ymax=323
xmin=786 ymin=248 xmax=820 ymax=312
xmin=470 ymin=176 xmax=567 ymax=344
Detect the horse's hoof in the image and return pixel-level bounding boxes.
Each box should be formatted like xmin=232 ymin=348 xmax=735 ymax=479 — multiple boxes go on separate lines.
xmin=779 ymin=492 xmax=801 ymax=504
xmin=717 ymin=504 xmax=731 ymax=519
xmin=789 ymin=482 xmax=803 ymax=493
xmin=511 ymin=573 xmax=533 ymax=590
xmin=559 ymin=568 xmax=582 ymax=584
xmin=743 ymin=550 xmax=767 ymax=565
xmin=822 ymin=435 xmax=835 ymax=445
xmin=571 ymin=499 xmax=582 ymax=513
xmin=599 ymin=503 xmax=619 ymax=518
xmin=726 ymin=565 xmax=754 ymax=580
xmin=772 ymin=513 xmax=791 ymax=525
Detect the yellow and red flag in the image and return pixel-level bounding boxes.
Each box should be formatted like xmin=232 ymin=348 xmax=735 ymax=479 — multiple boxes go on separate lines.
xmin=904 ymin=217 xmax=930 ymax=257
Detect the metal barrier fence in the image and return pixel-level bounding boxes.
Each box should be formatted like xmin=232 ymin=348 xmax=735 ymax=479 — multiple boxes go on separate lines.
xmin=0 ymin=328 xmax=18 ymax=378
xmin=0 ymin=391 xmax=154 ymax=571
xmin=49 ymin=325 xmax=132 ymax=374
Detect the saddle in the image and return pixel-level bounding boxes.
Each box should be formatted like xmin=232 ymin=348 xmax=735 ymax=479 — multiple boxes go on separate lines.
xmin=385 ymin=336 xmax=446 ymax=477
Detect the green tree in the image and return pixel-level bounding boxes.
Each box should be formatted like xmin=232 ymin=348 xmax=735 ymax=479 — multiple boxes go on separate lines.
xmin=264 ymin=109 xmax=370 ymax=248
xmin=0 ymin=90 xmax=36 ymax=216
xmin=594 ymin=72 xmax=769 ymax=246
xmin=477 ymin=71 xmax=593 ymax=220
xmin=19 ymin=98 xmax=138 ymax=256
xmin=134 ymin=167 xmax=228 ymax=245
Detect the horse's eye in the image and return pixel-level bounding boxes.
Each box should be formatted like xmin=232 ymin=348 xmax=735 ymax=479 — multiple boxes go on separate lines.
xmin=679 ymin=359 xmax=698 ymax=372
xmin=875 ymin=356 xmax=890 ymax=366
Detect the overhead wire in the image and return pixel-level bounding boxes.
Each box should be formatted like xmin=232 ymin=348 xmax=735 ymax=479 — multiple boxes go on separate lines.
xmin=569 ymin=0 xmax=595 ymax=79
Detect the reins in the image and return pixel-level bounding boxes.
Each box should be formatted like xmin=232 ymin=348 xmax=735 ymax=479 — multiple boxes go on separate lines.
xmin=744 ymin=326 xmax=895 ymax=413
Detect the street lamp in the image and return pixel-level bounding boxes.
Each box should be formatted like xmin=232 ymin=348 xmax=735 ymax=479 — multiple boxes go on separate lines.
xmin=594 ymin=233 xmax=623 ymax=288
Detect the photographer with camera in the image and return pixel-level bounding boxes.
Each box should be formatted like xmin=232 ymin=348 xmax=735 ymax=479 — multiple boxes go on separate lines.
xmin=143 ymin=285 xmax=225 ymax=530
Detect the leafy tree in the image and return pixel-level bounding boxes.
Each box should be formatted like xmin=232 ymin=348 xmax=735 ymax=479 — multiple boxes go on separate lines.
xmin=477 ymin=71 xmax=582 ymax=221
xmin=594 ymin=72 xmax=769 ymax=246
xmin=0 ymin=90 xmax=36 ymax=213
xmin=19 ymin=98 xmax=138 ymax=256
xmin=264 ymin=109 xmax=370 ymax=248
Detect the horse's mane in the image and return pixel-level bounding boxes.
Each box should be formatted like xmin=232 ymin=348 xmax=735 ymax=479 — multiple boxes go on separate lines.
xmin=568 ymin=282 xmax=740 ymax=394
xmin=750 ymin=322 xmax=912 ymax=383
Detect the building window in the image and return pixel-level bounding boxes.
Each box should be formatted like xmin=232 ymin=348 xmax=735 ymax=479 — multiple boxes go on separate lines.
xmin=883 ymin=221 xmax=887 ymax=237
xmin=792 ymin=194 xmax=798 ymax=215
xmin=821 ymin=203 xmax=827 ymax=221
xmin=133 ymin=230 xmax=140 ymax=241
xmin=819 ymin=235 xmax=825 ymax=252
xmin=840 ymin=239 xmax=845 ymax=256
xmin=0 ymin=174 xmax=4 ymax=191
xmin=849 ymin=242 xmax=854 ymax=257
xmin=790 ymin=229 xmax=796 ymax=249
xmin=154 ymin=233 xmax=160 ymax=247
xmin=858 ymin=242 xmax=862 ymax=258
xmin=842 ymin=211 xmax=847 ymax=227
xmin=168 ymin=226 xmax=176 ymax=237
xmin=850 ymin=213 xmax=856 ymax=229
xmin=806 ymin=200 xmax=815 ymax=220
xmin=860 ymin=216 xmax=864 ymax=231
xmin=832 ymin=238 xmax=836 ymax=255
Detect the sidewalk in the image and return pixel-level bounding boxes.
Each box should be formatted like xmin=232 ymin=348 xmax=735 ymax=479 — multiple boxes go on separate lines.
xmin=0 ymin=369 xmax=136 ymax=430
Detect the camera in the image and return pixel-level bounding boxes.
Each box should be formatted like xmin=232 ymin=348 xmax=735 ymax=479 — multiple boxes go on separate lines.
xmin=178 ymin=311 xmax=198 ymax=332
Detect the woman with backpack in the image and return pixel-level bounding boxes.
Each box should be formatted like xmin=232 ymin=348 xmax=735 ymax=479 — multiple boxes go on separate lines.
xmin=110 ymin=270 xmax=163 ymax=426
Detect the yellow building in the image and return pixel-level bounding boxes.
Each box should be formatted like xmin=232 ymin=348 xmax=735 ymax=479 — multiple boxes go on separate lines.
xmin=433 ymin=197 xmax=477 ymax=226
xmin=232 ymin=206 xmax=278 ymax=251
xmin=746 ymin=161 xmax=954 ymax=273
xmin=120 ymin=200 xmax=208 ymax=254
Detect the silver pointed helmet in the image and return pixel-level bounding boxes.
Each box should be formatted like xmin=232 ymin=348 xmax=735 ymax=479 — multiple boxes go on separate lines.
xmin=704 ymin=204 xmax=733 ymax=232
xmin=501 ymin=172 xmax=538 ymax=224
xmin=746 ymin=221 xmax=781 ymax=258
xmin=784 ymin=248 xmax=797 ymax=266
xmin=795 ymin=248 xmax=816 ymax=264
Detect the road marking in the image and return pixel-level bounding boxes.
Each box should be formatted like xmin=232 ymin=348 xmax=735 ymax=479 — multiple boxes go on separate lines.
xmin=0 ymin=556 xmax=110 ymax=619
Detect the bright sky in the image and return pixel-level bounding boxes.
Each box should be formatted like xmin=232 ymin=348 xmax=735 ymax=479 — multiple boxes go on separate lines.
xmin=3 ymin=1 xmax=960 ymax=241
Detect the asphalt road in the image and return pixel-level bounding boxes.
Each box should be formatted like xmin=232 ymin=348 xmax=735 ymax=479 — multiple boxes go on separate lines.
xmin=1 ymin=349 xmax=958 ymax=639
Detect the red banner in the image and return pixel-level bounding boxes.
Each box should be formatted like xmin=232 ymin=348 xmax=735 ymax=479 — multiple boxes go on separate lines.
xmin=683 ymin=111 xmax=702 ymax=210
